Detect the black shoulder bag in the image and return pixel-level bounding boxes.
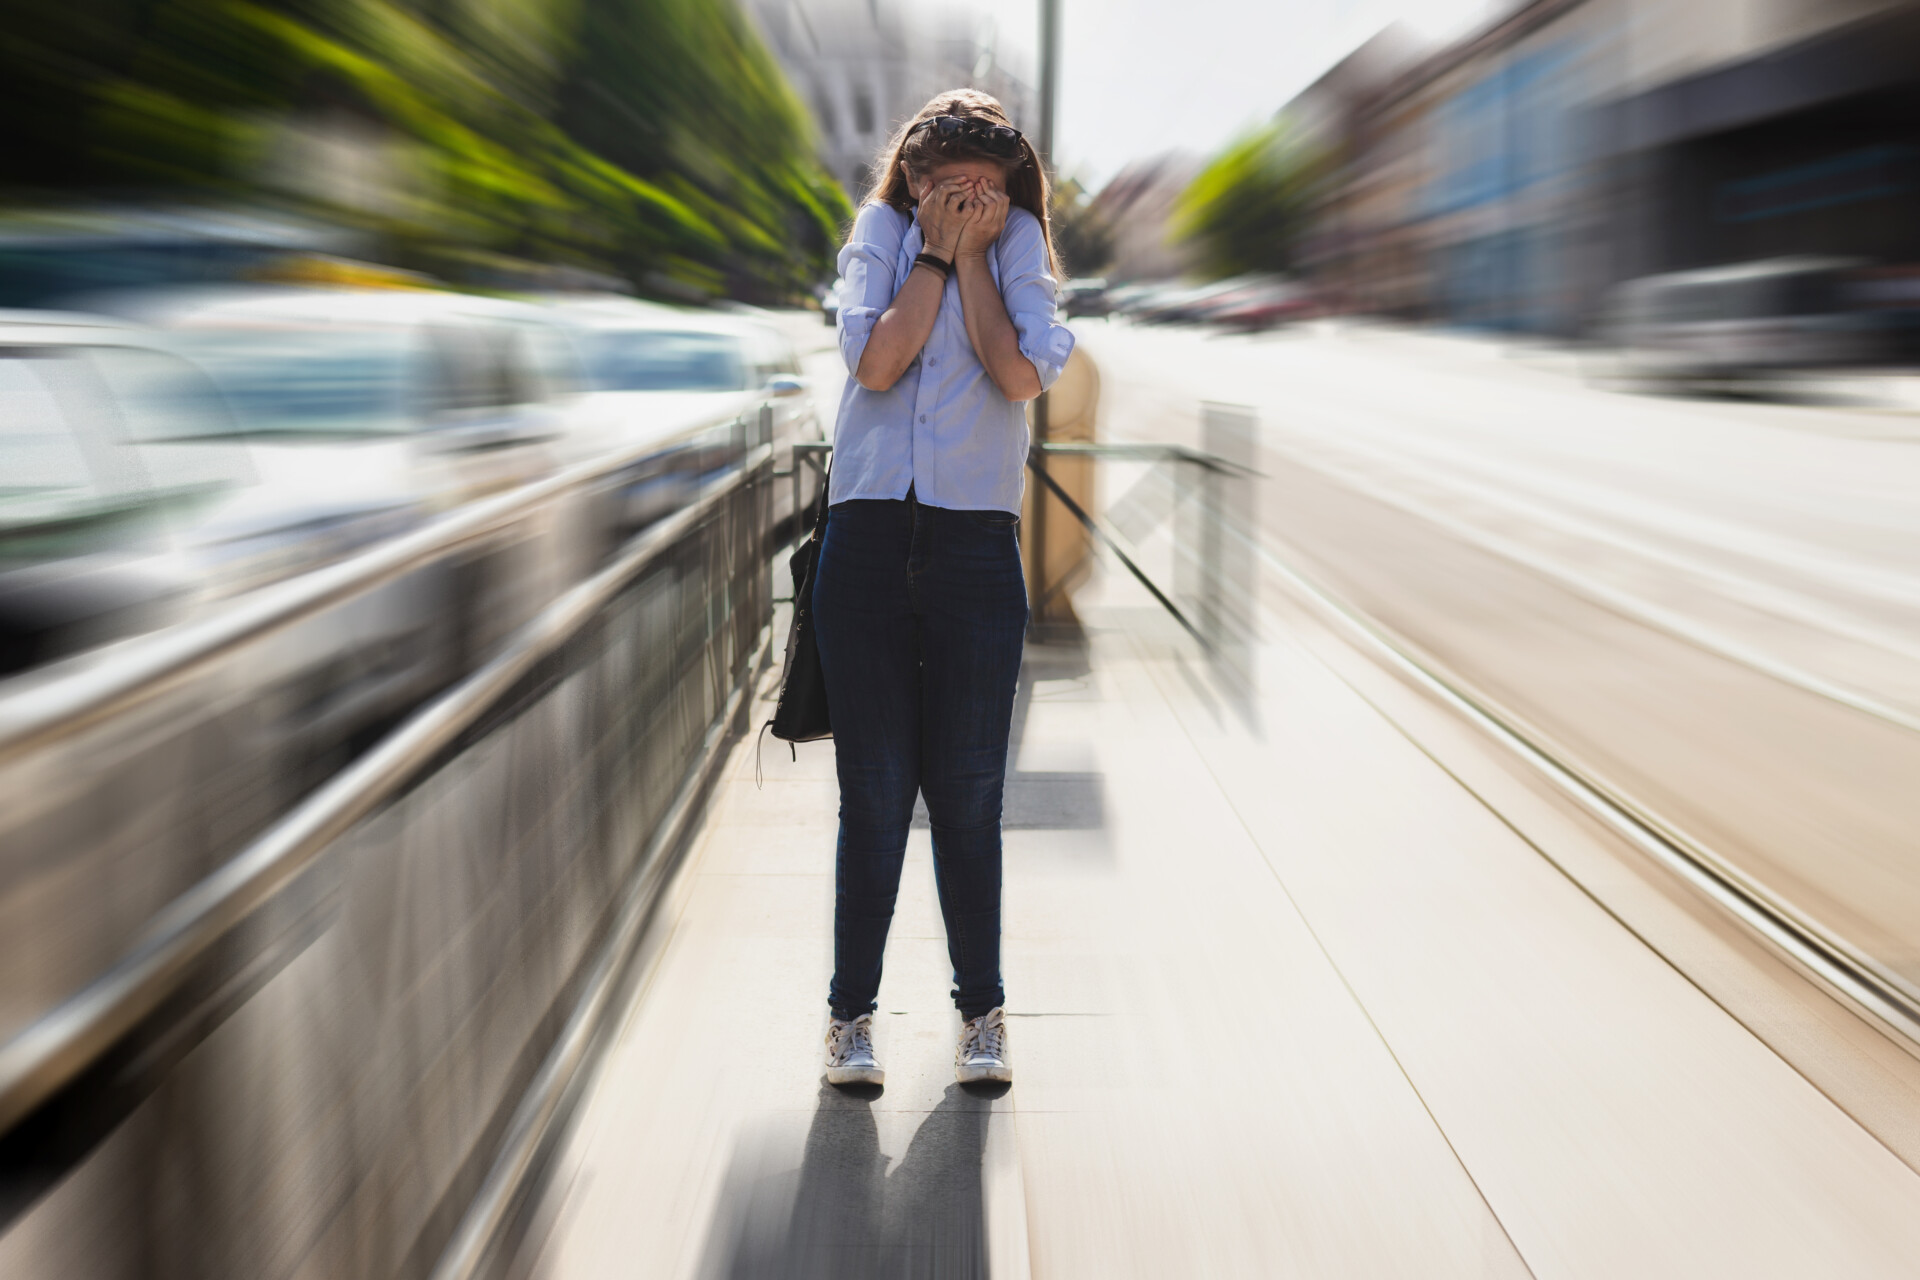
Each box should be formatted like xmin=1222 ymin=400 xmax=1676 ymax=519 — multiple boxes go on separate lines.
xmin=767 ymin=459 xmax=833 ymax=752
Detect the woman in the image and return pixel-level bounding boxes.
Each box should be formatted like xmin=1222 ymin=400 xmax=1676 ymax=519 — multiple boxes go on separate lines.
xmin=815 ymin=90 xmax=1074 ymax=1088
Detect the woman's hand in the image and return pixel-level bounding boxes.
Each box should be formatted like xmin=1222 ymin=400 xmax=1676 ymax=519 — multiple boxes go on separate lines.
xmin=915 ymin=178 xmax=972 ymax=260
xmin=955 ymin=184 xmax=1011 ymax=260
xmin=950 ymin=180 xmax=1042 ymax=402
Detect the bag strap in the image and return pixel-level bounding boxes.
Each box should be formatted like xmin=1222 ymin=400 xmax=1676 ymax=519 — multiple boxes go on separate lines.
xmin=807 ymin=453 xmax=833 ymax=544
xmin=760 ymin=452 xmax=833 ymax=783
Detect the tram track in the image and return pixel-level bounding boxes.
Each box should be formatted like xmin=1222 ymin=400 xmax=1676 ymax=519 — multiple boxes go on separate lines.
xmin=1257 ymin=435 xmax=1920 ymax=734
xmin=1243 ymin=524 xmax=1920 ymax=1059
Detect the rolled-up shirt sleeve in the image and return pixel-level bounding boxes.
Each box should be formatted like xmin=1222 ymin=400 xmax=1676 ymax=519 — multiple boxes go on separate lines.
xmin=996 ymin=208 xmax=1075 ymax=391
xmin=836 ymin=203 xmax=906 ymax=378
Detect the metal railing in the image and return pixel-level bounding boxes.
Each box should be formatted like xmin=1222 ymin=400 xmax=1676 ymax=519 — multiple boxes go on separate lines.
xmin=0 ymin=412 xmax=762 ymax=766
xmin=0 ymin=441 xmax=776 ymax=1279
xmin=1030 ymin=404 xmax=1261 ymax=659
xmin=1034 ymin=440 xmax=1260 ymax=475
xmin=1025 ymin=457 xmax=1209 ymax=647
xmin=783 ymin=421 xmax=1261 ymax=658
xmin=0 ymin=406 xmax=754 ymax=1055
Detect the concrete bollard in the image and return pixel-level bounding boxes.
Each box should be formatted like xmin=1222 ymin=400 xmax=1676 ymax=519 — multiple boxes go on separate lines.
xmin=1022 ymin=348 xmax=1101 ymax=630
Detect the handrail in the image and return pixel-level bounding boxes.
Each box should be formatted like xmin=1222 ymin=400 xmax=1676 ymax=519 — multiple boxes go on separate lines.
xmin=0 ymin=452 xmax=769 ymax=1136
xmin=1035 ymin=440 xmax=1265 ymax=478
xmin=0 ymin=407 xmax=750 ymax=767
xmin=784 ymin=440 xmax=1221 ymax=649
xmin=1024 ymin=458 xmax=1211 ymax=651
xmin=797 ymin=439 xmax=1259 ymax=476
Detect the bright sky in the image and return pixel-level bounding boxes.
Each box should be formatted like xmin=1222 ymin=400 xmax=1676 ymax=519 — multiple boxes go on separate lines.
xmin=922 ymin=0 xmax=1496 ymax=186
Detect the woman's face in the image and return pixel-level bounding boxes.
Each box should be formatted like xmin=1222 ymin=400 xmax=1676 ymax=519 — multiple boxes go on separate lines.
xmin=909 ymin=158 xmax=1009 ymax=203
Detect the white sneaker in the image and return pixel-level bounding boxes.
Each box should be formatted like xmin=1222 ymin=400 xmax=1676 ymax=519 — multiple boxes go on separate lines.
xmin=955 ymin=1007 xmax=1012 ymax=1084
xmin=824 ymin=1013 xmax=884 ymax=1086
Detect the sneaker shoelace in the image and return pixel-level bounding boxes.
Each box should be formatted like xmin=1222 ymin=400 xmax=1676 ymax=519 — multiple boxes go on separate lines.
xmin=961 ymin=1011 xmax=1006 ymax=1062
xmin=834 ymin=1016 xmax=875 ymax=1063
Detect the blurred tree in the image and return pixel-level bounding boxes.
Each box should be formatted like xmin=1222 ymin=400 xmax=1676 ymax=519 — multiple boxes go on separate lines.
xmin=1050 ymin=174 xmax=1112 ymax=280
xmin=552 ymin=0 xmax=846 ymax=297
xmin=1173 ymin=116 xmax=1325 ymax=280
xmin=0 ymin=0 xmax=851 ymax=300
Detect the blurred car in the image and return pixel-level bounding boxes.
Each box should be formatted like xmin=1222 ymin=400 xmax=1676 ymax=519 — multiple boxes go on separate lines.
xmin=1129 ymin=281 xmax=1205 ymax=324
xmin=548 ymin=296 xmax=826 ymax=537
xmin=0 ymin=310 xmax=251 ymax=674
xmin=820 ymin=278 xmax=846 ymax=328
xmin=1206 ymin=277 xmax=1317 ymax=331
xmin=1103 ymin=281 xmax=1167 ymax=318
xmin=1851 ymin=265 xmax=1920 ymax=362
xmin=101 ymin=285 xmax=589 ymax=765
xmin=1135 ymin=277 xmax=1261 ymax=325
xmin=129 ymin=287 xmax=574 ymax=542
xmin=1061 ymin=277 xmax=1112 ymax=319
xmin=1602 ymin=258 xmax=1884 ymax=385
xmin=0 ymin=292 xmax=579 ymax=1042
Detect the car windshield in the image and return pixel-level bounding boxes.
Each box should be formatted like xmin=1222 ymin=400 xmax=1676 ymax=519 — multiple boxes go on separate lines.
xmin=2 ymin=347 xmax=232 ymax=487
xmin=164 ymin=326 xmax=415 ymax=437
xmin=585 ymin=329 xmax=748 ymax=392
xmin=0 ymin=347 xmax=249 ymax=544
xmin=0 ymin=354 xmax=90 ymax=500
xmin=91 ymin=346 xmax=238 ymax=444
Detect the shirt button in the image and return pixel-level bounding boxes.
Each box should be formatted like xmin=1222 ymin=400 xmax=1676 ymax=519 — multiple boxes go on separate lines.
xmin=919 ymin=414 xmax=927 ymax=423
xmin=928 ymin=357 xmax=937 ymax=367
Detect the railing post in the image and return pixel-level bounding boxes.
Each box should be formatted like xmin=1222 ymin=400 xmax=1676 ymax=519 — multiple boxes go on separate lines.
xmin=1029 ymin=395 xmax=1050 ymax=623
xmin=1199 ymin=401 xmax=1258 ymax=670
xmin=789 ymin=441 xmax=802 ymax=550
xmin=1174 ymin=446 xmax=1202 ymax=624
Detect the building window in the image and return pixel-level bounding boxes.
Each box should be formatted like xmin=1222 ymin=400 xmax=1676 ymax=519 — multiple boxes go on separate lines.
xmin=1717 ymin=145 xmax=1920 ymax=223
xmin=854 ymin=88 xmax=876 ymax=136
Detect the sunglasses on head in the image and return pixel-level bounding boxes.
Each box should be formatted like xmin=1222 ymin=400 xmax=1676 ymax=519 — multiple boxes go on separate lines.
xmin=907 ymin=114 xmax=1026 ymax=158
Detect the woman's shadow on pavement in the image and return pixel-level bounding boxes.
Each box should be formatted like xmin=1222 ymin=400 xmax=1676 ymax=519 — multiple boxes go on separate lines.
xmin=699 ymin=1081 xmax=1007 ymax=1280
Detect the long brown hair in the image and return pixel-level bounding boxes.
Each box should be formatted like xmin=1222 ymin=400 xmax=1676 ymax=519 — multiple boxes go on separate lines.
xmin=867 ymin=89 xmax=1059 ymax=277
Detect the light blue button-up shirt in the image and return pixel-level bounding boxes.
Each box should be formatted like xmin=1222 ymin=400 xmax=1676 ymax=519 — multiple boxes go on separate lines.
xmin=832 ymin=201 xmax=1075 ymax=515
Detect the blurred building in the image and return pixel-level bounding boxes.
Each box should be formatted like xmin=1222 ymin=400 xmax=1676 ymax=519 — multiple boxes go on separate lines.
xmin=1299 ymin=0 xmax=1920 ymax=336
xmin=1293 ymin=1 xmax=1621 ymax=334
xmin=1089 ymin=155 xmax=1202 ymax=282
xmin=1285 ymin=27 xmax=1429 ymax=313
xmin=1601 ymin=1 xmax=1920 ymax=286
xmin=745 ymin=0 xmax=1034 ymax=203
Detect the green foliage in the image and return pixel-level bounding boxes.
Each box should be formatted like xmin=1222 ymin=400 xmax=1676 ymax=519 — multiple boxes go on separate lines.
xmin=1174 ymin=116 xmax=1324 ymax=280
xmin=1 ymin=0 xmax=852 ymax=300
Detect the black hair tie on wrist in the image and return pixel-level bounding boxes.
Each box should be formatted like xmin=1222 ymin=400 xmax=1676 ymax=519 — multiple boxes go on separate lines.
xmin=913 ymin=251 xmax=954 ymax=281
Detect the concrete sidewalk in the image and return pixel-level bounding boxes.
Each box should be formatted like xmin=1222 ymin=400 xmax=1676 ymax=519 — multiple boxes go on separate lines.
xmin=515 ymin=566 xmax=1920 ymax=1278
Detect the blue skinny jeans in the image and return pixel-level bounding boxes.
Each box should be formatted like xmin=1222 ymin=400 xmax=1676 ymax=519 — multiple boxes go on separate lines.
xmin=811 ymin=492 xmax=1027 ymax=1021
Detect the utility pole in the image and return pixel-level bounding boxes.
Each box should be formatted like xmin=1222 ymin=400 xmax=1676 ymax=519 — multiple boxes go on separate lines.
xmin=1029 ymin=0 xmax=1059 ymax=624
xmin=1037 ymin=0 xmax=1058 ymax=166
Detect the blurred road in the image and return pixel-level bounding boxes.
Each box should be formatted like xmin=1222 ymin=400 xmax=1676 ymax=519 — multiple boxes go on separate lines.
xmin=1075 ymin=319 xmax=1920 ymax=993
